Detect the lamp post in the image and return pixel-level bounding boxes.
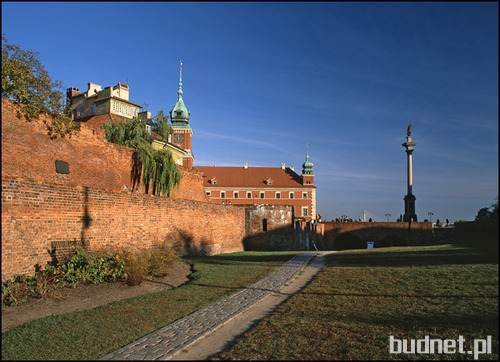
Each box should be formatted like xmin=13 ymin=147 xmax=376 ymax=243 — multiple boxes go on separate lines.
xmin=428 ymin=212 xmax=433 ymax=223
xmin=385 ymin=213 xmax=391 ymax=222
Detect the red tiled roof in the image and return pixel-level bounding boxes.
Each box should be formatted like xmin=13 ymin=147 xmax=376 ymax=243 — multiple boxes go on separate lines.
xmin=194 ymin=166 xmax=314 ymax=189
xmin=78 ymin=114 xmax=131 ymax=128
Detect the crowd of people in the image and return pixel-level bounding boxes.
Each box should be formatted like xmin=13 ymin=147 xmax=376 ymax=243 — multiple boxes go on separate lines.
xmin=333 ymin=217 xmax=373 ymax=222
xmin=310 ymin=215 xmax=374 ymax=223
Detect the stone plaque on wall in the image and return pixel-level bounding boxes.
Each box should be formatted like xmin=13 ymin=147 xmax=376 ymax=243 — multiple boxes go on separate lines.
xmin=55 ymin=160 xmax=69 ymax=174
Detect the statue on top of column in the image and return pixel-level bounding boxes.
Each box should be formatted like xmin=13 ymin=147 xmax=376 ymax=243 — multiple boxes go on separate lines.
xmin=407 ymin=123 xmax=412 ymax=137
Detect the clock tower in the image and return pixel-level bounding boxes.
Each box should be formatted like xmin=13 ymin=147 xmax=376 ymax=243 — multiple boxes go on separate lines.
xmin=170 ymin=61 xmax=194 ymax=168
xmin=301 ymin=144 xmax=316 ymax=219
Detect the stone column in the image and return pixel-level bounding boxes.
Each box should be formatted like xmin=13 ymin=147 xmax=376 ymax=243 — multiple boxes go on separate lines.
xmin=402 ymin=125 xmax=417 ymax=222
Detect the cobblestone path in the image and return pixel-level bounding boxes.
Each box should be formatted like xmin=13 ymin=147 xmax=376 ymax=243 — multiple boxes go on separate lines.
xmin=100 ymin=252 xmax=316 ymax=360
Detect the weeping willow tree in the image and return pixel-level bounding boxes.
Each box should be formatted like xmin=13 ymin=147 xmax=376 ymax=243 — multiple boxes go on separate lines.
xmin=103 ymin=115 xmax=181 ymax=196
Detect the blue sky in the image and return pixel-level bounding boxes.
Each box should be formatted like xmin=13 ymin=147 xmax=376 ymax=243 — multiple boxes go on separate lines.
xmin=2 ymin=2 xmax=498 ymax=222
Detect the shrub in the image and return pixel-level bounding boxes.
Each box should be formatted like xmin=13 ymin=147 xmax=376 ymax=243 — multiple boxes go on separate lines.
xmin=119 ymin=248 xmax=149 ymax=286
xmin=149 ymin=246 xmax=178 ymax=277
xmin=119 ymin=245 xmax=179 ymax=285
xmin=2 ymin=248 xmax=126 ymax=306
xmin=1 ymin=245 xmax=178 ymax=306
xmin=2 ymin=272 xmax=59 ymax=307
xmin=53 ymin=248 xmax=126 ymax=288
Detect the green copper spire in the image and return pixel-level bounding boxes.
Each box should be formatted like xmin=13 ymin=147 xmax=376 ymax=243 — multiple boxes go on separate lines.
xmin=302 ymin=144 xmax=314 ymax=175
xmin=177 ymin=60 xmax=183 ymax=96
xmin=170 ymin=60 xmax=190 ymax=127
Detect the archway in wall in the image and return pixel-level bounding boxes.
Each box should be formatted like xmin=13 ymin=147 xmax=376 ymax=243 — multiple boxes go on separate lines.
xmin=333 ymin=233 xmax=365 ymax=251
xmin=376 ymin=234 xmax=407 ymax=248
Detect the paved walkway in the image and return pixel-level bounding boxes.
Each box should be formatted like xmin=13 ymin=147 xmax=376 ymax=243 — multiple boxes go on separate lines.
xmin=100 ymin=252 xmax=318 ymax=360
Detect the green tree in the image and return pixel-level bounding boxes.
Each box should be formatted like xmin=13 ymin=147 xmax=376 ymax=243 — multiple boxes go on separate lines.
xmin=490 ymin=197 xmax=498 ymax=220
xmin=475 ymin=207 xmax=491 ymax=221
xmin=1 ymin=34 xmax=78 ymax=138
xmin=153 ymin=110 xmax=173 ymax=141
xmin=102 ymin=117 xmax=181 ymax=196
xmin=474 ymin=197 xmax=498 ymax=224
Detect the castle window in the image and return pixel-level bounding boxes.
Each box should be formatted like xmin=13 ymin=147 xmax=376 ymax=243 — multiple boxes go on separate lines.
xmin=92 ymin=104 xmax=96 ymax=114
xmin=120 ymin=104 xmax=125 ymax=114
xmin=301 ymin=207 xmax=308 ymax=217
xmin=206 ymin=191 xmax=211 ymax=196
xmin=263 ymin=218 xmax=268 ymax=232
xmin=275 ymin=192 xmax=281 ymax=199
xmin=289 ymin=192 xmax=294 ymax=199
xmin=133 ymin=108 xmax=137 ymax=117
xmin=73 ymin=110 xmax=77 ymax=119
xmin=79 ymin=107 xmax=84 ymax=117
xmin=247 ymin=191 xmax=252 ymax=199
xmin=302 ymin=192 xmax=308 ymax=199
xmin=234 ymin=191 xmax=239 ymax=199
xmin=127 ymin=106 xmax=131 ymax=115
xmin=113 ymin=101 xmax=119 ymax=112
xmin=260 ymin=191 xmax=265 ymax=199
xmin=220 ymin=191 xmax=226 ymax=198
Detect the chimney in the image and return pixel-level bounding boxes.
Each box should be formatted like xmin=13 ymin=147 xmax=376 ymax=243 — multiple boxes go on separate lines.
xmin=244 ymin=162 xmax=248 ymax=169
xmin=66 ymin=87 xmax=80 ymax=98
xmin=138 ymin=111 xmax=151 ymax=121
xmin=281 ymin=163 xmax=285 ymax=170
xmin=87 ymin=83 xmax=102 ymax=95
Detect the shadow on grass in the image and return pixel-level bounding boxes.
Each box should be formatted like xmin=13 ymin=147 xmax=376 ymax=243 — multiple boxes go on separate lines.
xmin=296 ymin=291 xmax=498 ymax=299
xmin=183 ymin=251 xmax=300 ymax=266
xmin=327 ymin=244 xmax=498 ymax=267
xmin=340 ymin=311 xmax=498 ymax=334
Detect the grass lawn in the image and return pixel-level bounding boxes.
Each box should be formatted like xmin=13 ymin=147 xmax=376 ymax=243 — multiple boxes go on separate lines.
xmin=1 ymin=251 xmax=299 ymax=360
xmin=215 ymin=244 xmax=498 ymax=360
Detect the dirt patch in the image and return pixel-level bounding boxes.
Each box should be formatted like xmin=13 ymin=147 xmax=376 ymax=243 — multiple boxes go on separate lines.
xmin=1 ymin=260 xmax=192 ymax=333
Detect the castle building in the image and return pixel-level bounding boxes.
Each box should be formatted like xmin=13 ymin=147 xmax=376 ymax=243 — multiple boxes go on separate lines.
xmin=194 ymin=148 xmax=317 ymax=221
xmin=66 ymin=76 xmax=193 ymax=168
xmin=67 ymin=82 xmax=142 ymax=124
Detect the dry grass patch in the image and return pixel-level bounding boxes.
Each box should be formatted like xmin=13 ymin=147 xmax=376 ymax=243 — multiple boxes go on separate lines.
xmin=216 ymin=245 xmax=498 ymax=360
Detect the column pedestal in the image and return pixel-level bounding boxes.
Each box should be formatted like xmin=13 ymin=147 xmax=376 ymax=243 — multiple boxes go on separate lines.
xmin=403 ymin=193 xmax=417 ymax=222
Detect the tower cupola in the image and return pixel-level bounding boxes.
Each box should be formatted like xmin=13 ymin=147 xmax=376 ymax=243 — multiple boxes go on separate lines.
xmin=302 ymin=144 xmax=314 ymax=175
xmin=170 ymin=60 xmax=190 ymax=127
xmin=301 ymin=144 xmax=314 ymax=186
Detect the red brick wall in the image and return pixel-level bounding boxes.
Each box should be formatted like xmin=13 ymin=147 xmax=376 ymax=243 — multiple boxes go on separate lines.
xmin=319 ymin=221 xmax=434 ymax=248
xmin=1 ymin=178 xmax=245 ymax=281
xmin=321 ymin=221 xmax=432 ymax=234
xmin=1 ymin=98 xmax=244 ymax=281
xmin=1 ymin=98 xmax=209 ymax=202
